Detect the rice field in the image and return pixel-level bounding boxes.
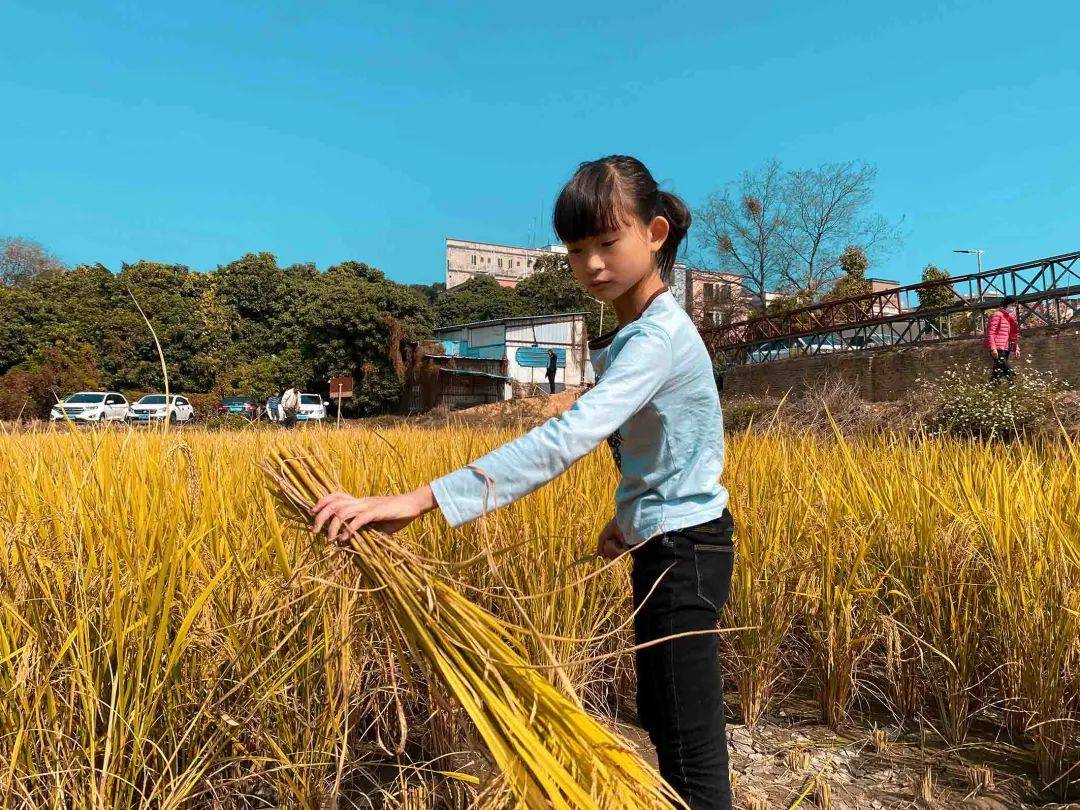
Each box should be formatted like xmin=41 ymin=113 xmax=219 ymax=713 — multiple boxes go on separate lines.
xmin=0 ymin=424 xmax=1077 ymax=807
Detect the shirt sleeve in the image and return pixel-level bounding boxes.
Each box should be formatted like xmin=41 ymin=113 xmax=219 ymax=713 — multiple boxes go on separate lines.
xmin=429 ymin=323 xmax=672 ymax=527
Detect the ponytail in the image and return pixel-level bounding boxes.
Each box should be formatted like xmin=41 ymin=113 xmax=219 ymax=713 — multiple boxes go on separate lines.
xmin=657 ymin=190 xmax=691 ymax=281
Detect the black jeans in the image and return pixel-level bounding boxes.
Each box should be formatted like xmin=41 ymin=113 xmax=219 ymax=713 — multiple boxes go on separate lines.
xmin=632 ymin=510 xmax=735 ymax=810
xmin=991 ymin=349 xmax=1014 ymax=382
xmin=546 ymin=372 xmax=557 ymax=394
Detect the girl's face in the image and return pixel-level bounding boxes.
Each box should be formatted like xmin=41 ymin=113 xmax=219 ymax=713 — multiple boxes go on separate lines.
xmin=565 ymin=215 xmax=670 ymax=302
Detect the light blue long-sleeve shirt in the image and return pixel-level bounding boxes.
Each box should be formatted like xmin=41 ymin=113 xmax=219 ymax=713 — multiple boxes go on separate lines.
xmin=429 ymin=288 xmax=729 ymax=545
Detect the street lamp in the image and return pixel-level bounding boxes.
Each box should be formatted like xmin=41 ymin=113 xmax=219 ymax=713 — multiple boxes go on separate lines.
xmin=953 ymin=248 xmax=984 ymax=274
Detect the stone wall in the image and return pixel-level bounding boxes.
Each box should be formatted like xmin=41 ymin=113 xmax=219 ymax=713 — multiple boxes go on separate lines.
xmin=722 ymin=326 xmax=1079 ymax=402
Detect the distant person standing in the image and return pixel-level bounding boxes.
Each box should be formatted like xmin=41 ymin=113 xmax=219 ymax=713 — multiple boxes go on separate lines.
xmin=266 ymin=393 xmax=282 ymax=423
xmin=281 ymin=385 xmax=300 ymax=427
xmin=546 ymin=349 xmax=558 ymax=394
xmin=985 ymin=296 xmax=1020 ymax=382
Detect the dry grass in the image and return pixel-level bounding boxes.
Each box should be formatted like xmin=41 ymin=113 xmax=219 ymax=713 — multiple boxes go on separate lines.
xmin=261 ymin=447 xmax=678 ymax=809
xmin=0 ymin=422 xmax=1077 ymax=806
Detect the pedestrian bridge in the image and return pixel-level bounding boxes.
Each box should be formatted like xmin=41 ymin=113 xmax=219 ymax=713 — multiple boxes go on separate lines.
xmin=702 ymin=251 xmax=1080 ymax=367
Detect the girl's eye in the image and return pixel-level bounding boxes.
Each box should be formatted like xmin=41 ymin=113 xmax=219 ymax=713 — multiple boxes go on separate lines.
xmin=568 ymin=247 xmax=583 ymax=254
xmin=601 ymin=239 xmax=618 ymax=248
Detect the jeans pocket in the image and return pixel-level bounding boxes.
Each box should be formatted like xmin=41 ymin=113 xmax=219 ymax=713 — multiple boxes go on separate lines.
xmin=693 ymin=544 xmax=734 ymax=613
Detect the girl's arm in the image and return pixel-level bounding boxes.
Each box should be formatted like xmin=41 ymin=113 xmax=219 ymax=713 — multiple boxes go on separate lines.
xmin=312 ymin=324 xmax=672 ymax=541
xmin=430 ymin=323 xmax=671 ymax=526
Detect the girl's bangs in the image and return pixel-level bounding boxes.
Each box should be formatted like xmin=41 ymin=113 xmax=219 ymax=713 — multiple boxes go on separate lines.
xmin=552 ymin=166 xmax=630 ymax=245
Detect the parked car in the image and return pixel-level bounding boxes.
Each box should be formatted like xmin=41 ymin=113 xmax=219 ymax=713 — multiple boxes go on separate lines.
xmin=746 ymin=340 xmax=791 ymax=363
xmin=797 ymin=335 xmax=844 ymax=354
xmin=50 ymin=391 xmax=130 ymax=423
xmin=217 ymin=396 xmax=262 ymax=420
xmin=847 ymin=334 xmax=893 ymax=350
xmin=128 ymin=394 xmax=195 ymax=423
xmin=297 ymin=393 xmax=331 ymax=421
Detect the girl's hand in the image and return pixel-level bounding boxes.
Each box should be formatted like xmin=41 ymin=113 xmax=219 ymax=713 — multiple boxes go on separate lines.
xmin=596 ymin=516 xmax=629 ymax=560
xmin=312 ymin=485 xmax=437 ymax=545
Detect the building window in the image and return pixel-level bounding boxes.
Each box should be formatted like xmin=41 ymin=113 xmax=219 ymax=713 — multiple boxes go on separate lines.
xmin=471 ymin=255 xmax=476 ymax=266
xmin=498 ymin=258 xmax=503 ymax=269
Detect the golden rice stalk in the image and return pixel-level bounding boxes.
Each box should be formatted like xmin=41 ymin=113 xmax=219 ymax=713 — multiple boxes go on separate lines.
xmin=260 ymin=447 xmax=682 ymax=810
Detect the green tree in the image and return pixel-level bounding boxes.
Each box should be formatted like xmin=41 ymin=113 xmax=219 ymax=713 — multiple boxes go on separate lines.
xmin=918 ymin=264 xmax=954 ymax=310
xmin=295 ymin=262 xmax=433 ymax=413
xmin=29 ymin=263 xmax=116 ymax=346
xmin=433 ymin=275 xmax=526 ymax=327
xmin=0 ymin=341 xmax=103 ymax=420
xmin=217 ymin=349 xmax=312 ymax=400
xmin=0 ymin=237 xmax=438 ymax=416
xmin=215 ymin=253 xmax=308 ymax=361
xmin=408 ymin=281 xmax=446 ymax=304
xmin=25 ymin=265 xmax=120 ymax=383
xmin=114 ymin=261 xmax=210 ymax=392
xmin=0 ymin=286 xmax=48 ymax=373
xmin=821 ymin=245 xmax=872 ymax=301
xmin=191 ymin=276 xmax=240 ymax=392
xmin=514 ymin=254 xmax=616 ymax=337
xmin=764 ymin=291 xmax=814 ymax=315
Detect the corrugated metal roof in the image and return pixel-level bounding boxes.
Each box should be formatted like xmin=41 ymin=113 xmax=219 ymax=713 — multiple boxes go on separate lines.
xmin=506 ymin=319 xmax=579 ymax=345
xmin=435 ymin=311 xmax=588 ymax=333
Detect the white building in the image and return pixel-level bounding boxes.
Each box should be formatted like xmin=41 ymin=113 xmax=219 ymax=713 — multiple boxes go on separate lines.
xmin=435 ymin=312 xmax=593 ymax=396
xmin=446 ymin=238 xmax=568 ymax=289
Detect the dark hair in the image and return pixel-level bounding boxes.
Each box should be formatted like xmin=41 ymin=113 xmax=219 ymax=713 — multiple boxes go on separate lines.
xmin=1002 ymin=295 xmax=1016 ymax=306
xmin=552 ymin=155 xmax=691 ymax=281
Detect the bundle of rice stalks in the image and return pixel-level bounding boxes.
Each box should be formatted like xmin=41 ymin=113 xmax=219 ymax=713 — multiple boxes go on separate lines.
xmin=260 ymin=447 xmax=681 ymax=809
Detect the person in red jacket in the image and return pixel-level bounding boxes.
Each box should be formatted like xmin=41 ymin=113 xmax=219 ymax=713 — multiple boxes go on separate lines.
xmin=985 ymin=296 xmax=1020 ymax=381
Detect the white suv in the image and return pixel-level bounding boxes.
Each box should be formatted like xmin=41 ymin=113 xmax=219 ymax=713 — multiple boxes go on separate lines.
xmin=297 ymin=393 xmax=330 ymax=421
xmin=128 ymin=394 xmax=195 ymax=423
xmin=50 ymin=391 xmax=130 ymax=423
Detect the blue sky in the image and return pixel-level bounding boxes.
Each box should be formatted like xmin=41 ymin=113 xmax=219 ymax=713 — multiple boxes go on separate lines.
xmin=2 ymin=0 xmax=1078 ymax=287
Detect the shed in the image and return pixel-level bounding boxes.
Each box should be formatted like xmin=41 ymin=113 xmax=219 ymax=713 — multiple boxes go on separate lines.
xmin=435 ymin=312 xmax=594 ymax=396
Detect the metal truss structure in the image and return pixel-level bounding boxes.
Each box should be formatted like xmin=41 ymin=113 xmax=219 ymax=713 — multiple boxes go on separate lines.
xmin=703 ymin=252 xmax=1080 ymax=365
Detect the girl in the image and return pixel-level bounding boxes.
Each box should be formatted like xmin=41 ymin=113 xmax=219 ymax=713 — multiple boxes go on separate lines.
xmin=313 ymin=155 xmax=735 ymax=809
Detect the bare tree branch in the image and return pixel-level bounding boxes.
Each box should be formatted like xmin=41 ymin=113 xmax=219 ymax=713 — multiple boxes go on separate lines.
xmin=692 ymin=160 xmax=790 ymax=311
xmin=777 ymin=162 xmax=904 ymax=299
xmin=0 ymin=237 xmax=66 ymax=287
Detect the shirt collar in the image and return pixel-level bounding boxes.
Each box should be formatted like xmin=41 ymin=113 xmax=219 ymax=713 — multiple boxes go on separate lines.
xmin=588 ymin=286 xmax=670 ymax=351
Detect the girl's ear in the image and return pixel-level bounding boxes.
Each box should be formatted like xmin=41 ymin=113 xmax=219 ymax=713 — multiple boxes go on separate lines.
xmin=647 ymin=216 xmax=670 ymax=253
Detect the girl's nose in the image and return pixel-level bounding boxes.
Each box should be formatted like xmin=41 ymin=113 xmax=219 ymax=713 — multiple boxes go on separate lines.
xmin=587 ymin=253 xmax=605 ymax=272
